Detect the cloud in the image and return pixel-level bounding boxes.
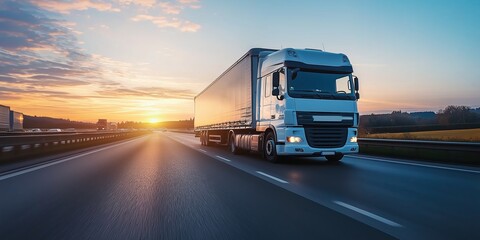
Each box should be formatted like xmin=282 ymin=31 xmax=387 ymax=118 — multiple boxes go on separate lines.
xmin=0 ymin=86 xmax=72 ymax=102
xmin=97 ymin=86 xmax=195 ymax=99
xmin=177 ymin=0 xmax=198 ymax=3
xmin=159 ymin=0 xmax=201 ymax=14
xmin=0 ymin=0 xmax=198 ymax=121
xmin=0 ymin=1 xmax=102 ymax=89
xmin=132 ymin=0 xmax=202 ymax=31
xmin=131 ymin=14 xmax=200 ymax=32
xmin=116 ymin=0 xmax=157 ymax=7
xmin=0 ymin=1 xmax=193 ymax=94
xmin=177 ymin=0 xmax=201 ymax=9
xmin=159 ymin=2 xmax=182 ymax=14
xmin=30 ymin=0 xmax=120 ymax=14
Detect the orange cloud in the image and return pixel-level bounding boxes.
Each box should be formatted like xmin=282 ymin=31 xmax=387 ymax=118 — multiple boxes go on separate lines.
xmin=159 ymin=0 xmax=201 ymax=14
xmin=30 ymin=0 xmax=120 ymax=13
xmin=159 ymin=2 xmax=182 ymax=14
xmin=131 ymin=14 xmax=201 ymax=32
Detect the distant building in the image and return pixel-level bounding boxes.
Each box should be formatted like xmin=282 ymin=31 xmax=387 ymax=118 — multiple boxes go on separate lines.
xmin=97 ymin=119 xmax=108 ymax=130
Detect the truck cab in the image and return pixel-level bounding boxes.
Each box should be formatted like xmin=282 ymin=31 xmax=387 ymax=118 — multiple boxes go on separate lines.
xmin=256 ymin=48 xmax=359 ymax=162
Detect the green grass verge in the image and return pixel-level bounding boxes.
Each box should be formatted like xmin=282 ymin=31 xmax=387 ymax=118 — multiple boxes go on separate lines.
xmin=365 ymin=128 xmax=480 ymax=142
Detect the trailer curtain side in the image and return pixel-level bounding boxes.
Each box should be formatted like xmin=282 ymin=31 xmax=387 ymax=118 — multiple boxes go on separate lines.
xmin=195 ymin=55 xmax=254 ymax=130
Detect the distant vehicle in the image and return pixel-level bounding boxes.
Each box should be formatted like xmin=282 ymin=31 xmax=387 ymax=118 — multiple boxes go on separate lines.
xmin=0 ymin=105 xmax=10 ymax=132
xmin=97 ymin=119 xmax=108 ymax=130
xmin=108 ymin=122 xmax=117 ymax=131
xmin=9 ymin=111 xmax=23 ymax=131
xmin=47 ymin=128 xmax=62 ymax=132
xmin=195 ymin=48 xmax=360 ymax=162
xmin=31 ymin=128 xmax=42 ymax=132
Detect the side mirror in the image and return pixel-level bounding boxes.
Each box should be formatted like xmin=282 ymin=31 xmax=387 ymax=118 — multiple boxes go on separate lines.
xmin=272 ymin=88 xmax=279 ymax=96
xmin=272 ymin=72 xmax=280 ymax=87
xmin=355 ymin=92 xmax=360 ymax=100
xmin=354 ymin=77 xmax=359 ymax=91
xmin=272 ymin=71 xmax=284 ymax=100
xmin=272 ymin=89 xmax=284 ymax=100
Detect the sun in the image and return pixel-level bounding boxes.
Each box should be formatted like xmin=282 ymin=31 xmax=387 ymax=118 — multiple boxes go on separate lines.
xmin=149 ymin=118 xmax=159 ymax=124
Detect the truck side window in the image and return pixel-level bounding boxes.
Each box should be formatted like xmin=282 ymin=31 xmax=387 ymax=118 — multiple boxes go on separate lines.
xmin=265 ymin=75 xmax=271 ymax=97
xmin=279 ymin=71 xmax=286 ymax=94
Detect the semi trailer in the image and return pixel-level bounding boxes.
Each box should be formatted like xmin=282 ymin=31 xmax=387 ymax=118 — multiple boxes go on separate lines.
xmin=0 ymin=105 xmax=10 ymax=132
xmin=194 ymin=48 xmax=360 ymax=162
xmin=9 ymin=111 xmax=24 ymax=131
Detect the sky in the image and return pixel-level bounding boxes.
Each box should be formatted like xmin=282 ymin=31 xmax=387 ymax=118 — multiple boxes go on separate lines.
xmin=1 ymin=0 xmax=479 ymax=122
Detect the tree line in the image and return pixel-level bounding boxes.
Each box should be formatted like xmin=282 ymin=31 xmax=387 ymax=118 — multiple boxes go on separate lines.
xmin=360 ymin=105 xmax=480 ymax=134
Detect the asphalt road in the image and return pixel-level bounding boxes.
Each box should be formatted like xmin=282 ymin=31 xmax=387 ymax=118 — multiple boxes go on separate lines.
xmin=0 ymin=132 xmax=478 ymax=239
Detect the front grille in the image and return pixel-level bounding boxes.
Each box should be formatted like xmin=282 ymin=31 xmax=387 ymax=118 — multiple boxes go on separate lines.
xmin=304 ymin=127 xmax=347 ymax=148
xmin=297 ymin=112 xmax=354 ymax=127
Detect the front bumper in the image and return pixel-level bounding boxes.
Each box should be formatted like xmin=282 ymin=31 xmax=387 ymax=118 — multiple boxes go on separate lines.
xmin=276 ymin=127 xmax=359 ymax=156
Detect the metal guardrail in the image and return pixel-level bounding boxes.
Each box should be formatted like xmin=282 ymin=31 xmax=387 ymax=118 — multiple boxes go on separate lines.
xmin=358 ymin=138 xmax=480 ymax=152
xmin=358 ymin=138 xmax=479 ymax=164
xmin=0 ymin=131 xmax=150 ymax=161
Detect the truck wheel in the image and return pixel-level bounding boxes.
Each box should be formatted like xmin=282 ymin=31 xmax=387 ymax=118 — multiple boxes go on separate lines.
xmin=326 ymin=153 xmax=344 ymax=162
xmin=200 ymin=132 xmax=205 ymax=145
xmin=229 ymin=134 xmax=240 ymax=155
xmin=205 ymin=131 xmax=212 ymax=146
xmin=264 ymin=132 xmax=281 ymax=163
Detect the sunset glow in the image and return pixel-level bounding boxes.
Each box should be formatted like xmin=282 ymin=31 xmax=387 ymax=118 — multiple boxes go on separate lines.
xmin=1 ymin=0 xmax=479 ymax=123
xmin=149 ymin=118 xmax=160 ymax=124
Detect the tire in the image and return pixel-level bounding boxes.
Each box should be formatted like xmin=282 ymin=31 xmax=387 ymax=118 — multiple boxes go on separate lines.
xmin=229 ymin=134 xmax=240 ymax=155
xmin=264 ymin=132 xmax=281 ymax=163
xmin=205 ymin=131 xmax=212 ymax=146
xmin=326 ymin=153 xmax=344 ymax=162
xmin=200 ymin=131 xmax=205 ymax=146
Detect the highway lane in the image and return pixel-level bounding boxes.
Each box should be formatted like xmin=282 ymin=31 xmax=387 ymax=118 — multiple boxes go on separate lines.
xmin=167 ymin=132 xmax=480 ymax=239
xmin=0 ymin=133 xmax=391 ymax=239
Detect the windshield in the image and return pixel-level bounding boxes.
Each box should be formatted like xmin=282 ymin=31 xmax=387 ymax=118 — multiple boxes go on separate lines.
xmin=287 ymin=69 xmax=355 ymax=100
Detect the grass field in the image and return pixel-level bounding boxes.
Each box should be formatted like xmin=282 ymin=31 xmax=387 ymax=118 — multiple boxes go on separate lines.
xmin=365 ymin=128 xmax=480 ymax=142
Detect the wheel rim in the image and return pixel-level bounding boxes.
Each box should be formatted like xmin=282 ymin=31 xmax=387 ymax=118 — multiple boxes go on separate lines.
xmin=266 ymin=139 xmax=274 ymax=156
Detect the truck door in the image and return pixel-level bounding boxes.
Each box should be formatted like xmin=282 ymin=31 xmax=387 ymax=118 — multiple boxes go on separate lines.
xmin=260 ymin=74 xmax=272 ymax=127
xmin=271 ymin=71 xmax=286 ymax=124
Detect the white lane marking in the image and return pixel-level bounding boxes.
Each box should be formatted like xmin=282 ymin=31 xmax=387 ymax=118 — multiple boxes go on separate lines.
xmin=350 ymin=155 xmax=480 ymax=174
xmin=216 ymin=156 xmax=231 ymax=162
xmin=256 ymin=171 xmax=288 ymax=184
xmin=0 ymin=137 xmax=146 ymax=181
xmin=198 ymin=149 xmax=207 ymax=153
xmin=334 ymin=201 xmax=402 ymax=228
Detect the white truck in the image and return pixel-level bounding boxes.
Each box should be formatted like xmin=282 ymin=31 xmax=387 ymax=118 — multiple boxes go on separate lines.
xmin=0 ymin=105 xmax=11 ymax=132
xmin=194 ymin=48 xmax=360 ymax=162
xmin=9 ymin=111 xmax=24 ymax=131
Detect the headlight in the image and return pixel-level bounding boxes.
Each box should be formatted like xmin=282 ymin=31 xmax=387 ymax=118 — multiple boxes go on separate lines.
xmin=287 ymin=136 xmax=302 ymax=143
xmin=350 ymin=136 xmax=357 ymax=143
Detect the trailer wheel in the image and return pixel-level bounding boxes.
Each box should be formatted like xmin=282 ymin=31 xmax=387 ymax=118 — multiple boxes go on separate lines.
xmin=205 ymin=131 xmax=212 ymax=146
xmin=200 ymin=131 xmax=205 ymax=145
xmin=326 ymin=153 xmax=344 ymax=162
xmin=264 ymin=132 xmax=281 ymax=163
xmin=229 ymin=134 xmax=240 ymax=155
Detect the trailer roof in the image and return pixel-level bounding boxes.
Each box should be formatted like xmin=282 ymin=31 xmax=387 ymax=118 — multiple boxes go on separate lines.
xmin=195 ymin=48 xmax=277 ymax=99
